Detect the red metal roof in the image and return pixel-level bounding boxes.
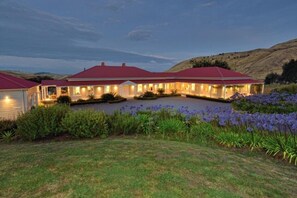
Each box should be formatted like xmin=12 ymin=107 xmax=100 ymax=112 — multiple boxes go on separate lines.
xmin=175 ymin=67 xmax=250 ymax=78
xmin=69 ymin=66 xmax=155 ymax=79
xmin=41 ymin=66 xmax=263 ymax=87
xmin=0 ymin=72 xmax=39 ymax=90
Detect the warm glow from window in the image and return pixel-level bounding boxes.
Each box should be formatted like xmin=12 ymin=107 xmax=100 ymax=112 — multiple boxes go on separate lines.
xmin=138 ymin=84 xmax=143 ymax=92
xmin=191 ymin=83 xmax=195 ymax=91
xmin=97 ymin=87 xmax=101 ymax=91
xmin=114 ymin=86 xmax=118 ymax=91
xmin=131 ymin=85 xmax=135 ymax=90
xmin=75 ymin=87 xmax=80 ymax=95
xmin=4 ymin=96 xmax=10 ymax=103
xmin=208 ymin=85 xmax=211 ymax=91
xmin=201 ymin=84 xmax=204 ymax=89
xmin=158 ymin=83 xmax=163 ymax=88
xmin=87 ymin=86 xmax=91 ymax=91
xmin=144 ymin=85 xmax=147 ymax=89
xmin=106 ymin=85 xmax=110 ymax=92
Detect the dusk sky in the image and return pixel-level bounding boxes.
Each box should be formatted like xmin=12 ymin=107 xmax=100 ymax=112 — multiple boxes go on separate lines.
xmin=0 ymin=0 xmax=297 ymax=74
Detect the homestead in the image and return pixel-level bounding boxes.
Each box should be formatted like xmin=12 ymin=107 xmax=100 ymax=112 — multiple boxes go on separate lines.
xmin=40 ymin=63 xmax=263 ymax=101
xmin=0 ymin=72 xmax=39 ymax=119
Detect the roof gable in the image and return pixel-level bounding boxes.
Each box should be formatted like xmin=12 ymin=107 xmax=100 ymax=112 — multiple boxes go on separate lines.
xmin=69 ymin=65 xmax=154 ymax=79
xmin=0 ymin=72 xmax=39 ymax=90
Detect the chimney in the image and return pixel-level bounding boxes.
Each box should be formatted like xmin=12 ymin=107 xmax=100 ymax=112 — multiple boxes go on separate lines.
xmin=101 ymin=62 xmax=105 ymax=66
xmin=122 ymin=63 xmax=126 ymax=67
xmin=84 ymin=67 xmax=86 ymax=71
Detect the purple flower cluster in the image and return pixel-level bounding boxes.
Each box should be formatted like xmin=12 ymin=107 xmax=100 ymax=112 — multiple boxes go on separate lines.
xmin=200 ymin=107 xmax=297 ymax=134
xmin=120 ymin=104 xmax=297 ymax=134
xmin=239 ymin=92 xmax=297 ymax=105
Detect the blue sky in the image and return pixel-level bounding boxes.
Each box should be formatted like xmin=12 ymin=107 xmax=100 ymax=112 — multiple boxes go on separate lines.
xmin=0 ymin=0 xmax=297 ymax=74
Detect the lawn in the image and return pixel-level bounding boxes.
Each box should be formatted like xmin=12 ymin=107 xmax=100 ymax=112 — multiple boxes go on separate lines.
xmin=0 ymin=138 xmax=297 ymax=197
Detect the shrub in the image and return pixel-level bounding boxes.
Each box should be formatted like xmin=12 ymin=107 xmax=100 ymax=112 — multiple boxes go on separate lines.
xmin=143 ymin=91 xmax=155 ymax=98
xmin=136 ymin=114 xmax=156 ymax=136
xmin=1 ymin=131 xmax=15 ymax=143
xmin=17 ymin=105 xmax=70 ymax=140
xmin=272 ymin=84 xmax=297 ymax=94
xmin=57 ymin=95 xmax=72 ymax=104
xmin=101 ymin=93 xmax=115 ymax=101
xmin=189 ymin=123 xmax=215 ymax=143
xmin=157 ymin=119 xmax=187 ymax=138
xmin=214 ymin=132 xmax=245 ymax=148
xmin=157 ymin=88 xmax=165 ymax=95
xmin=171 ymin=89 xmax=178 ymax=95
xmin=108 ymin=111 xmax=140 ymax=135
xmin=0 ymin=119 xmax=17 ymax=134
xmin=62 ymin=110 xmax=108 ymax=138
xmin=88 ymin=94 xmax=95 ymax=100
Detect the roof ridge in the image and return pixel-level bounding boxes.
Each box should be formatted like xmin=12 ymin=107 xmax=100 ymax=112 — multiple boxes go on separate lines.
xmin=0 ymin=72 xmax=27 ymax=88
xmin=215 ymin=67 xmax=224 ymax=79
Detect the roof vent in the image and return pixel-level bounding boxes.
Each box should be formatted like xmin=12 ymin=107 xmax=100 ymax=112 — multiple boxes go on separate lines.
xmin=122 ymin=63 xmax=126 ymax=67
xmin=101 ymin=62 xmax=105 ymax=66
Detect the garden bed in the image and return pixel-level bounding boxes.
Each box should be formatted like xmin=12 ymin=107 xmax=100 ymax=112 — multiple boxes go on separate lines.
xmin=186 ymin=94 xmax=231 ymax=103
xmin=70 ymin=99 xmax=105 ymax=106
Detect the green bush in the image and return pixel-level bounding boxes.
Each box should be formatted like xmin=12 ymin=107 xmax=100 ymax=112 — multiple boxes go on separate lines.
xmin=57 ymin=95 xmax=72 ymax=104
xmin=157 ymin=88 xmax=165 ymax=95
xmin=189 ymin=123 xmax=215 ymax=143
xmin=143 ymin=91 xmax=155 ymax=98
xmin=1 ymin=131 xmax=15 ymax=143
xmin=17 ymin=105 xmax=70 ymax=140
xmin=62 ymin=110 xmax=108 ymax=138
xmin=214 ymin=132 xmax=245 ymax=148
xmin=101 ymin=93 xmax=115 ymax=102
xmin=272 ymin=84 xmax=297 ymax=94
xmin=108 ymin=111 xmax=140 ymax=135
xmin=157 ymin=119 xmax=187 ymax=137
xmin=136 ymin=114 xmax=156 ymax=136
xmin=0 ymin=119 xmax=17 ymax=134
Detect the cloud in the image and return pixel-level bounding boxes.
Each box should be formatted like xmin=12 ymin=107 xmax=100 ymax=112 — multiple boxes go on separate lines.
xmin=105 ymin=0 xmax=141 ymax=12
xmin=201 ymin=1 xmax=216 ymax=7
xmin=0 ymin=1 xmax=172 ymax=64
xmin=127 ymin=29 xmax=153 ymax=41
xmin=127 ymin=23 xmax=169 ymax=41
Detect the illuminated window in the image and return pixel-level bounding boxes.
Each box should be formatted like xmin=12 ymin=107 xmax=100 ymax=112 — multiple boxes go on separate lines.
xmin=158 ymin=83 xmax=163 ymax=88
xmin=75 ymin=87 xmax=80 ymax=95
xmin=191 ymin=83 xmax=195 ymax=91
xmin=137 ymin=84 xmax=143 ymax=92
xmin=105 ymin=85 xmax=110 ymax=93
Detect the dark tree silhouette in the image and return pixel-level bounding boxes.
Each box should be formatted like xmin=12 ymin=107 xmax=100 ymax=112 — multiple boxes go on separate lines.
xmin=264 ymin=73 xmax=281 ymax=84
xmin=281 ymin=59 xmax=297 ymax=83
xmin=190 ymin=59 xmax=231 ymax=70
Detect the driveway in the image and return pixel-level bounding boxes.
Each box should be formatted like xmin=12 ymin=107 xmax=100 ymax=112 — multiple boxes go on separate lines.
xmin=71 ymin=97 xmax=231 ymax=114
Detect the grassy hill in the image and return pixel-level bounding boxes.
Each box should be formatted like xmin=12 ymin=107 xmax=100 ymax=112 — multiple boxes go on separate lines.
xmin=0 ymin=70 xmax=68 ymax=80
xmin=169 ymin=38 xmax=297 ymax=79
xmin=0 ymin=138 xmax=296 ymax=197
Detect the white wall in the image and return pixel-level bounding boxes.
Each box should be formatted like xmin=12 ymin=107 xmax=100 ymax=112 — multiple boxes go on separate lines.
xmin=0 ymin=90 xmax=25 ymax=119
xmin=0 ymin=86 xmax=39 ymax=120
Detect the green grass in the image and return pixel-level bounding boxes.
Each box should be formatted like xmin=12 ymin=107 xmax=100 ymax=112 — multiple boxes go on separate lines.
xmin=0 ymin=138 xmax=297 ymax=197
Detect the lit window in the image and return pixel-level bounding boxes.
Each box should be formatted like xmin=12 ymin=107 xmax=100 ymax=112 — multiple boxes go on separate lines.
xmin=105 ymin=85 xmax=110 ymax=93
xmin=75 ymin=87 xmax=80 ymax=95
xmin=138 ymin=84 xmax=143 ymax=92
xmin=158 ymin=83 xmax=163 ymax=88
xmin=191 ymin=83 xmax=195 ymax=91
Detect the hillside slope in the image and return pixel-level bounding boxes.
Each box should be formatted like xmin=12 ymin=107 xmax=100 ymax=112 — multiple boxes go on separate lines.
xmin=169 ymin=38 xmax=297 ymax=79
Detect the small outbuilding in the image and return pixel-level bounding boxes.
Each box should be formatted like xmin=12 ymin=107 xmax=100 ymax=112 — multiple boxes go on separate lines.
xmin=0 ymin=72 xmax=40 ymax=119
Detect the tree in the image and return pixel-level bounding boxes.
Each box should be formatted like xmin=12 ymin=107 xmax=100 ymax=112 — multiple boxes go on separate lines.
xmin=264 ymin=73 xmax=281 ymax=84
xmin=281 ymin=59 xmax=297 ymax=83
xmin=190 ymin=58 xmax=231 ymax=70
xmin=27 ymin=76 xmax=53 ymax=83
